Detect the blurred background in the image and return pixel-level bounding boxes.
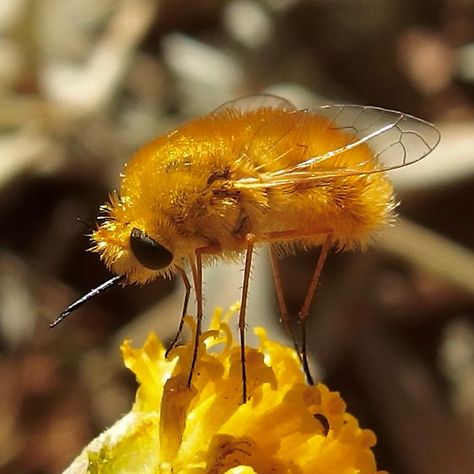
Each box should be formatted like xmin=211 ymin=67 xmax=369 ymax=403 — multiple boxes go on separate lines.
xmin=0 ymin=0 xmax=473 ymax=472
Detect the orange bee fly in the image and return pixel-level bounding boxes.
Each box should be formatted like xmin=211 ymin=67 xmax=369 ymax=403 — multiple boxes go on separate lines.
xmin=51 ymin=94 xmax=440 ymax=402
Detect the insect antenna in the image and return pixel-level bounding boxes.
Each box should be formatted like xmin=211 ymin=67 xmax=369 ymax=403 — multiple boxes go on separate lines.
xmin=76 ymin=217 xmax=95 ymax=232
xmin=50 ymin=274 xmax=125 ymax=328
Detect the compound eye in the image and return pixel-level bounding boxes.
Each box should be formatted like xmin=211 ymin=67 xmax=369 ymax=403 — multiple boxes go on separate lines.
xmin=130 ymin=228 xmax=173 ymax=270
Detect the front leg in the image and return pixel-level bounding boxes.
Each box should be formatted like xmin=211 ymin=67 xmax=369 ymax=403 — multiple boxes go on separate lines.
xmin=165 ymin=269 xmax=191 ymax=358
xmin=187 ymin=245 xmax=220 ymax=389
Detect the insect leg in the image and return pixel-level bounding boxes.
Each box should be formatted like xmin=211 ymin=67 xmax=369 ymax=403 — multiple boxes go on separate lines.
xmin=239 ymin=233 xmax=256 ymax=404
xmin=187 ymin=255 xmax=202 ymax=388
xmin=298 ymin=233 xmax=332 ymax=385
xmin=187 ymin=245 xmax=220 ymax=389
xmin=165 ymin=269 xmax=191 ymax=358
xmin=269 ymin=244 xmax=302 ymax=359
xmin=260 ymin=227 xmax=333 ymax=384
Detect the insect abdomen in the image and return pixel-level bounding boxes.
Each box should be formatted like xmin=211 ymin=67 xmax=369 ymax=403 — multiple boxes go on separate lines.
xmin=258 ymin=171 xmax=396 ymax=251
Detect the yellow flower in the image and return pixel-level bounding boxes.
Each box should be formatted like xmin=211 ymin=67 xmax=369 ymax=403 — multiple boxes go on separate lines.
xmin=64 ymin=305 xmax=387 ymax=474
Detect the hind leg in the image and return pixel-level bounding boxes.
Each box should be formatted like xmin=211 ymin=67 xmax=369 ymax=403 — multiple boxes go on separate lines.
xmin=263 ymin=229 xmax=333 ymax=384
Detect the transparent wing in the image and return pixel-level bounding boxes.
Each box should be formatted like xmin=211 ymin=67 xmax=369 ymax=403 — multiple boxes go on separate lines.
xmin=293 ymin=104 xmax=440 ymax=172
xmin=234 ymin=104 xmax=441 ymax=190
xmin=210 ymin=93 xmax=297 ymax=115
xmin=210 ymin=94 xmax=299 ymax=169
xmin=249 ymin=110 xmax=313 ymax=174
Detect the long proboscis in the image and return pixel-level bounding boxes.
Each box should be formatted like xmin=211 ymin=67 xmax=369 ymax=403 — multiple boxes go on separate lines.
xmin=50 ymin=274 xmax=125 ymax=328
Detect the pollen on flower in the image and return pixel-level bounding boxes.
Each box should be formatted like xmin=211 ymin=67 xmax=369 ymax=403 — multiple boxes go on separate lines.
xmin=63 ymin=306 xmax=387 ymax=474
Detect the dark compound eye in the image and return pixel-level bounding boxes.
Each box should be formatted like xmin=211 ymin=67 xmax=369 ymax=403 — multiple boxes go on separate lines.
xmin=130 ymin=228 xmax=173 ymax=270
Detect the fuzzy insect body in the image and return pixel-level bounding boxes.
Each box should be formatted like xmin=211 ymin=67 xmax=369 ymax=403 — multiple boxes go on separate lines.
xmin=92 ymin=96 xmax=429 ymax=284
xmin=53 ymin=95 xmax=440 ymax=402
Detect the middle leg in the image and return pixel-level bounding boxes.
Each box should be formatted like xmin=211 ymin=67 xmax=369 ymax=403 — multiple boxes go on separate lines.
xmin=238 ymin=233 xmax=256 ymax=404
